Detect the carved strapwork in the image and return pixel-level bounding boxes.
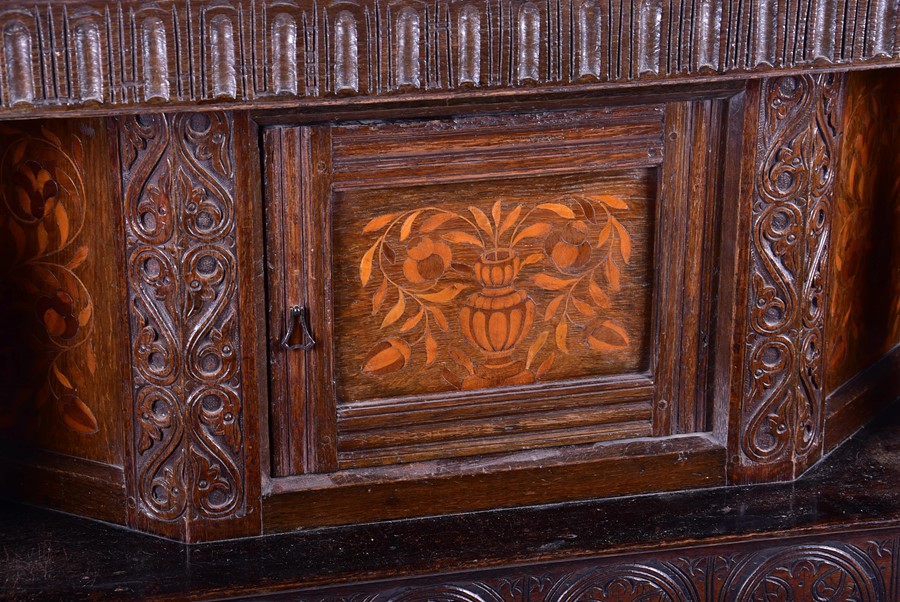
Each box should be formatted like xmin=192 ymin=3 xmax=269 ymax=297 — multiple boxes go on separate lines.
xmin=730 ymin=74 xmax=846 ymax=483
xmin=119 ymin=112 xmax=258 ymax=541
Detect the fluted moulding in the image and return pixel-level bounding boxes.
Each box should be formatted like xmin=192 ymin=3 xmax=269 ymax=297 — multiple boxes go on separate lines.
xmin=209 ymin=14 xmax=237 ymax=98
xmin=637 ymin=0 xmax=661 ymax=75
xmin=272 ymin=13 xmax=298 ymax=95
xmin=142 ymin=17 xmax=170 ymax=101
xmin=334 ymin=11 xmax=359 ymax=93
xmin=395 ymin=8 xmax=420 ymax=88
xmin=577 ymin=0 xmax=602 ymax=79
xmin=74 ymin=21 xmax=104 ymax=103
xmin=457 ymin=5 xmax=481 ymax=85
xmin=3 ymin=21 xmax=35 ymax=106
xmin=517 ymin=3 xmax=540 ymax=82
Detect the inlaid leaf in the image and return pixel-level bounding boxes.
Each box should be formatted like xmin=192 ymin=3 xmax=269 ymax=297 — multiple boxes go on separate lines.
xmin=71 ymin=136 xmax=84 ymax=165
xmin=55 ymin=202 xmax=69 ymax=246
xmin=441 ymin=368 xmax=463 ymax=389
xmin=363 ymin=213 xmax=398 ymax=232
xmin=611 ymin=217 xmax=631 ymax=262
xmin=400 ymin=307 xmax=424 ymax=331
xmin=372 ymin=278 xmax=388 ymax=313
xmin=499 ymin=205 xmax=523 ymax=235
xmin=606 ymin=256 xmax=621 ymax=290
xmin=430 ymin=306 xmax=450 ymax=331
xmin=536 ymin=352 xmax=556 ymax=378
xmin=597 ymin=222 xmax=612 ymax=247
xmin=400 ymin=210 xmax=422 ymax=241
xmin=491 ymin=200 xmax=502 ymax=229
xmin=67 ymin=245 xmax=88 ymax=269
xmin=381 ymin=291 xmax=406 ymax=328
xmin=41 ymin=126 xmax=62 ymax=148
xmin=544 ymin=294 xmax=565 ymax=320
xmin=425 ymin=328 xmax=438 ymax=365
xmin=59 ymin=395 xmax=99 ymax=435
xmin=37 ymin=222 xmax=49 ymax=255
xmin=78 ymin=303 xmax=93 ymax=327
xmin=533 ymin=273 xmax=577 ymax=290
xmin=537 ymin=203 xmax=575 ymax=219
xmin=53 ymin=364 xmax=73 ymax=390
xmin=576 ymin=197 xmax=597 ymax=223
xmin=587 ymin=320 xmax=630 ymax=350
xmin=442 ymin=231 xmax=484 ymax=247
xmin=512 ymin=222 xmax=551 ymax=246
xmin=469 ymin=206 xmax=493 ymax=237
xmin=419 ymin=283 xmax=467 ymax=303
xmin=421 ymin=213 xmax=457 ymax=232
xmin=521 ymin=253 xmax=544 ymax=268
xmin=589 ymin=280 xmax=610 ymax=308
xmin=85 ymin=342 xmax=97 ymax=375
xmin=573 ymin=297 xmax=596 ymax=317
xmin=360 ymin=242 xmax=378 ymax=285
xmin=362 ymin=338 xmax=411 ymax=374
xmin=11 ymin=140 xmax=26 ymax=165
xmin=589 ymin=194 xmax=629 ymax=209
xmin=556 ymin=321 xmax=569 ymax=353
xmin=450 ymin=346 xmax=475 ymax=375
xmin=526 ymin=330 xmax=549 ymax=369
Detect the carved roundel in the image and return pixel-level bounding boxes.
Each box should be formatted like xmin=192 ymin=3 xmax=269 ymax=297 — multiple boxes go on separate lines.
xmin=546 ymin=564 xmax=697 ymax=602
xmin=726 ymin=545 xmax=884 ymax=602
xmin=386 ymin=584 xmax=506 ymax=602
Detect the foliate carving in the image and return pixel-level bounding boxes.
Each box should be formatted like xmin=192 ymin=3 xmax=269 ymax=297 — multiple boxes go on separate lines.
xmin=547 ymin=563 xmax=698 ymax=601
xmin=736 ymin=74 xmax=845 ymax=477
xmin=0 ymin=1 xmax=895 ymax=116
xmin=292 ymin=539 xmax=895 ymax=601
xmin=725 ymin=545 xmax=885 ymax=601
xmin=121 ymin=112 xmax=246 ymax=527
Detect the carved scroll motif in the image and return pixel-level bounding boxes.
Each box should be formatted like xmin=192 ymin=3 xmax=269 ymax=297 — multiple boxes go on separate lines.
xmin=121 ymin=112 xmax=246 ymax=526
xmin=738 ymin=75 xmax=845 ymax=476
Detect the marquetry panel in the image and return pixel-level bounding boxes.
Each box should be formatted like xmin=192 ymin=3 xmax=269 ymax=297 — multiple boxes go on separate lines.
xmin=337 ymin=170 xmax=655 ymax=401
xmin=727 ymin=73 xmax=846 ymax=482
xmin=0 ymin=0 xmax=897 ymax=117
xmin=0 ymin=119 xmax=127 ymax=466
xmin=826 ymin=71 xmax=900 ymax=395
xmin=266 ymin=97 xmax=728 ymax=482
xmin=118 ymin=111 xmax=260 ymax=541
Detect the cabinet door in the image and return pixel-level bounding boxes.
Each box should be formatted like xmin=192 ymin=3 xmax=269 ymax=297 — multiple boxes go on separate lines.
xmin=264 ymin=101 xmax=729 ymax=522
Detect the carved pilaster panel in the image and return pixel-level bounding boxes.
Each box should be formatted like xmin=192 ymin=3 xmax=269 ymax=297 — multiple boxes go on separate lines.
xmin=120 ymin=112 xmax=257 ymax=540
xmin=731 ymin=74 xmax=845 ymax=482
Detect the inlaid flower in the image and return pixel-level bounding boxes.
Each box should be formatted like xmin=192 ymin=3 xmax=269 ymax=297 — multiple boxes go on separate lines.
xmin=543 ymin=221 xmax=592 ymax=273
xmin=36 ymin=291 xmax=79 ymax=340
xmin=361 ymin=338 xmax=411 ymax=375
xmin=403 ymin=236 xmax=453 ymax=284
xmin=12 ymin=160 xmax=58 ymax=220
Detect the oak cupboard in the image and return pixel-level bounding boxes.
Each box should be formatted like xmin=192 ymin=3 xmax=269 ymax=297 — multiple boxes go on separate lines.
xmin=0 ymin=0 xmax=899 ymax=598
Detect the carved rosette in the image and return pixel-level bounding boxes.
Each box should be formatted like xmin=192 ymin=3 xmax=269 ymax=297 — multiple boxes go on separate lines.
xmin=736 ymin=74 xmax=845 ymax=480
xmin=120 ymin=112 xmax=246 ymax=532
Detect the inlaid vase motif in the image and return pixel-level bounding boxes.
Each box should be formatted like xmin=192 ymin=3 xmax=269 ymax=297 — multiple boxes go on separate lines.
xmin=358 ymin=196 xmax=634 ymax=391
